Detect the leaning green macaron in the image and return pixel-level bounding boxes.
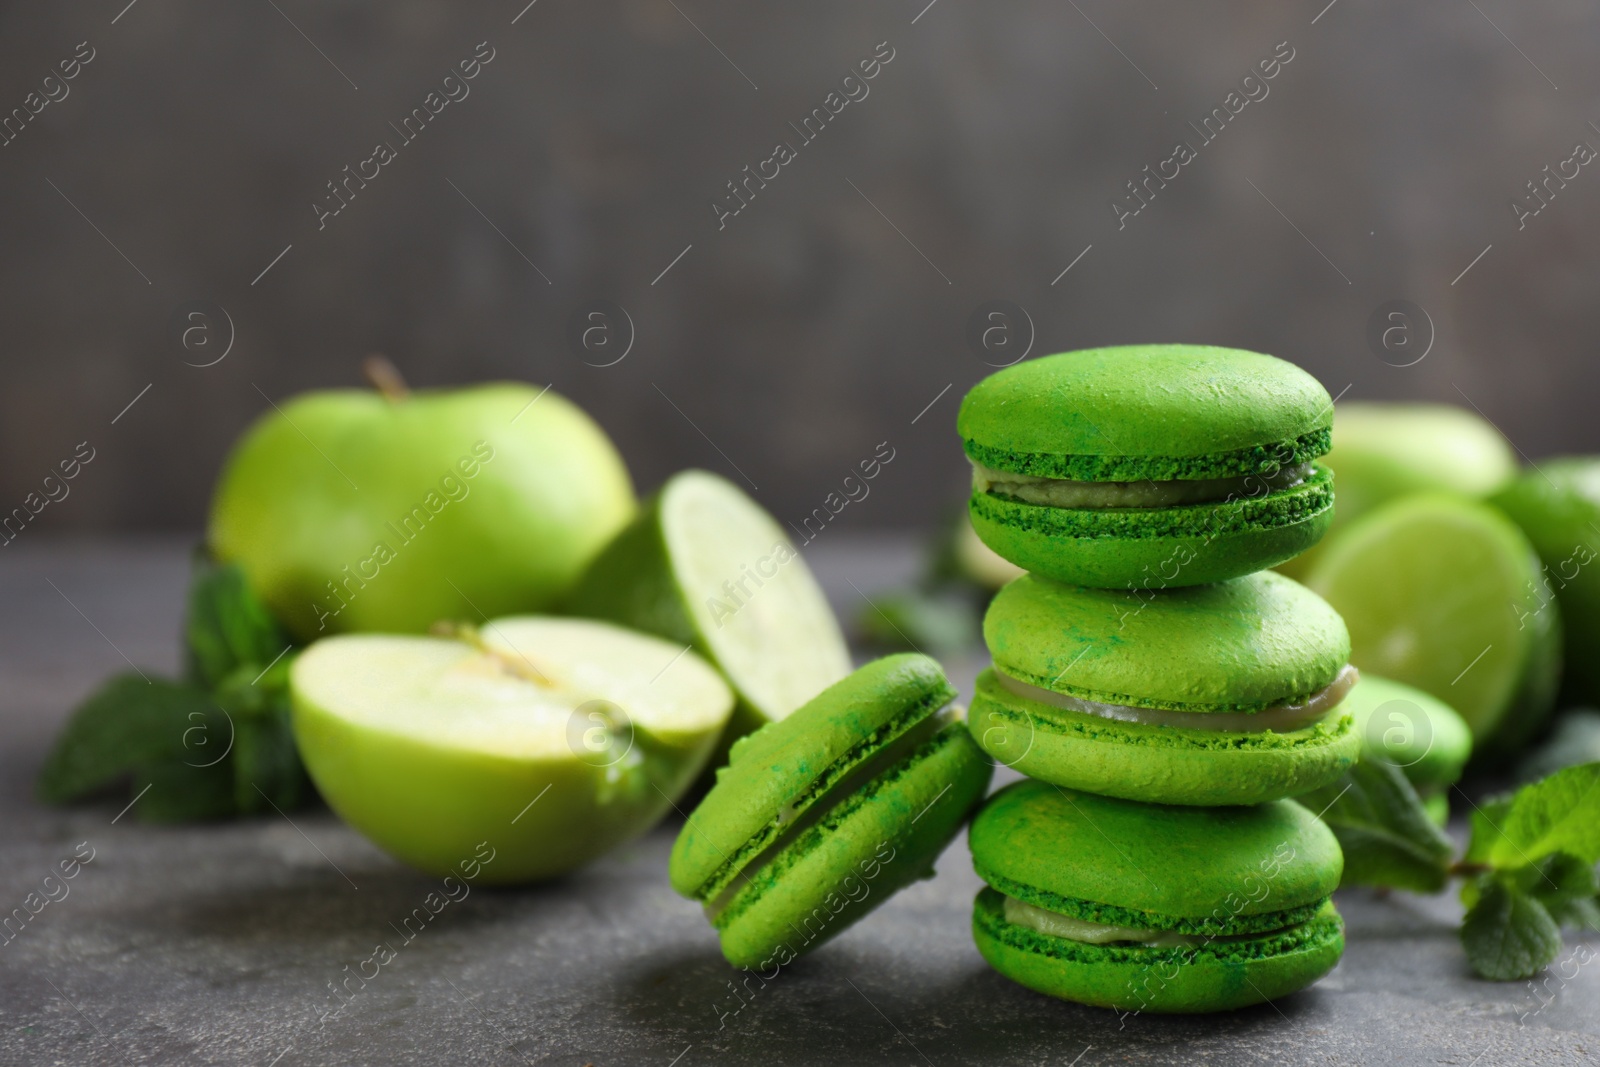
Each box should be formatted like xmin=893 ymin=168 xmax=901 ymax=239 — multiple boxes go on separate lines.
xmin=958 ymin=345 xmax=1335 ymax=588
xmin=669 ymin=654 xmax=993 ymax=969
xmin=969 ymin=571 xmax=1361 ymax=805
xmin=970 ymin=780 xmax=1345 ymax=1013
xmin=1341 ymin=672 xmax=1472 ymax=824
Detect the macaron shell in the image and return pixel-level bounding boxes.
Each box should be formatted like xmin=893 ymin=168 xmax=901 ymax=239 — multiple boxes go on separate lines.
xmin=956 ymin=346 xmax=1333 ymax=477
xmin=670 ymin=654 xmax=954 ymax=899
xmin=973 ymin=889 xmax=1344 ymax=1013
xmin=970 ymin=469 xmax=1333 ymax=590
xmin=985 ymin=572 xmax=1349 ymax=713
xmin=969 ymin=670 xmax=1359 ymax=806
xmin=968 ymin=780 xmax=1342 ymax=920
xmin=713 ymin=725 xmax=993 ymax=969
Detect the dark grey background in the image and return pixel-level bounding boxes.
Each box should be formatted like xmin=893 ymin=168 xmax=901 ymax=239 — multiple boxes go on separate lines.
xmin=2 ymin=0 xmax=1598 ymax=536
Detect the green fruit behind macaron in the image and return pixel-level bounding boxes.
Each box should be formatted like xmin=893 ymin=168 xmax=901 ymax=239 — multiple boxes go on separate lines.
xmin=1308 ymin=494 xmax=1559 ymax=754
xmin=1281 ymin=402 xmax=1516 ymax=579
xmin=1492 ymin=458 xmax=1600 ymax=705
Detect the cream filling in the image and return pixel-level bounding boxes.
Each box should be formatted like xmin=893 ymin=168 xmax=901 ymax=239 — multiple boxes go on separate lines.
xmin=994 ymin=664 xmax=1357 ymax=733
xmin=1002 ymin=896 xmax=1298 ymax=947
xmin=701 ymin=704 xmax=962 ymax=921
xmin=972 ymin=461 xmax=1312 ymax=509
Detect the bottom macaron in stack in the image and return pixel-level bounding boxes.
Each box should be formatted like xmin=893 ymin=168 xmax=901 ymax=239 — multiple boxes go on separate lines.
xmin=969 ymin=781 xmax=1345 ymax=1014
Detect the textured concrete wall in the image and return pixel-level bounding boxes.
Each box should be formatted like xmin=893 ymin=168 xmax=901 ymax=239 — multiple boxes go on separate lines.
xmin=1 ymin=0 xmax=1596 ymax=536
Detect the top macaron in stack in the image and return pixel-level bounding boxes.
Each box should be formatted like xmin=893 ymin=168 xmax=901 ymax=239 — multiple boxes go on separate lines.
xmin=956 ymin=344 xmax=1358 ymax=1013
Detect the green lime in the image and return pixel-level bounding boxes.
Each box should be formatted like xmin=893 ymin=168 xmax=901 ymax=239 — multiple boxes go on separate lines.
xmin=1307 ymin=494 xmax=1559 ymax=751
xmin=953 ymin=513 xmax=1026 ymax=590
xmin=1492 ymin=458 xmax=1600 ymax=705
xmin=1340 ymin=672 xmax=1472 ymax=791
xmin=565 ymin=470 xmax=852 ymax=752
xmin=925 ymin=509 xmax=1024 ymax=592
xmin=1280 ymin=403 xmax=1515 ymax=579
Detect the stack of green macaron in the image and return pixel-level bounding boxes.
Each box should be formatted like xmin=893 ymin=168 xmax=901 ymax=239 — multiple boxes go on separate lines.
xmin=957 ymin=344 xmax=1360 ymax=1013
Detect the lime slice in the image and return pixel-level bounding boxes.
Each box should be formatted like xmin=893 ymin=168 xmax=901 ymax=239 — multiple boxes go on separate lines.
xmin=1307 ymin=494 xmax=1559 ymax=749
xmin=1492 ymin=458 xmax=1600 ymax=705
xmin=291 ymin=617 xmax=733 ymax=882
xmin=1279 ymin=403 xmax=1515 ymax=579
xmin=566 ymin=470 xmax=852 ymax=747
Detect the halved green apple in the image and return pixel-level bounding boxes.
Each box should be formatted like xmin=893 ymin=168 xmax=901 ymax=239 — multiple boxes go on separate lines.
xmin=290 ymin=617 xmax=732 ymax=883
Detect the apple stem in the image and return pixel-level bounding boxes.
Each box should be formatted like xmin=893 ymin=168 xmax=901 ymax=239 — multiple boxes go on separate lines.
xmin=433 ymin=620 xmax=560 ymax=688
xmin=363 ymin=354 xmax=410 ymax=402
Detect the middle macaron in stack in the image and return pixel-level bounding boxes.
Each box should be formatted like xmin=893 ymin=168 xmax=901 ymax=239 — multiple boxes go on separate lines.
xmin=956 ymin=344 xmax=1358 ymax=1013
xmin=971 ymin=571 xmax=1361 ymax=805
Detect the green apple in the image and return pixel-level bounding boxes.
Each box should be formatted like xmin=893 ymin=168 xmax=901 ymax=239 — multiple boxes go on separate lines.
xmin=565 ymin=470 xmax=852 ymax=754
xmin=1492 ymin=458 xmax=1600 ymax=704
xmin=290 ymin=616 xmax=733 ymax=882
xmin=1279 ymin=402 xmax=1516 ymax=579
xmin=209 ymin=370 xmax=635 ymax=641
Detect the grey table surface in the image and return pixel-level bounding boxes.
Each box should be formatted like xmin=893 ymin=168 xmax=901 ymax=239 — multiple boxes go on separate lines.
xmin=1 ymin=537 xmax=1595 ymax=1067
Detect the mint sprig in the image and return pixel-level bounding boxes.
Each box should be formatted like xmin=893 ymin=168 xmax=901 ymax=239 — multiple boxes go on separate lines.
xmin=1460 ymin=877 xmax=1563 ymax=981
xmin=36 ymin=675 xmax=224 ymax=803
xmin=185 ymin=559 xmax=292 ymax=691
xmin=1311 ymin=759 xmax=1600 ymax=982
xmin=37 ymin=555 xmax=311 ymax=821
xmin=1478 ymin=763 xmax=1600 ymax=868
xmin=1302 ymin=759 xmax=1454 ymax=892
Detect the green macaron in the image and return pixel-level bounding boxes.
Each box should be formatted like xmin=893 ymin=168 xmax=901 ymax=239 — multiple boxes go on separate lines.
xmin=969 ymin=571 xmax=1361 ymax=805
xmin=970 ymin=780 xmax=1345 ymax=1013
xmin=669 ymin=654 xmax=993 ymax=969
xmin=958 ymin=345 xmax=1335 ymax=588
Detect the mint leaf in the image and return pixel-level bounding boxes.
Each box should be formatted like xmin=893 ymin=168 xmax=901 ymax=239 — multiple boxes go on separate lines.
xmin=233 ymin=703 xmax=310 ymax=814
xmin=132 ymin=758 xmax=238 ymax=822
xmin=1551 ymin=896 xmax=1600 ymax=931
xmin=40 ymin=558 xmax=313 ymax=823
xmin=1507 ymin=852 xmax=1600 ymax=933
xmin=1489 ymin=763 xmax=1600 ymax=868
xmin=1519 ymin=851 xmax=1598 ymax=904
xmin=1461 ymin=876 xmax=1562 ymax=980
xmin=1463 ymin=793 xmax=1515 ymax=866
xmin=1302 ymin=760 xmax=1454 ymax=892
xmin=37 ymin=676 xmax=221 ymax=803
xmin=184 ymin=557 xmax=293 ymax=691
